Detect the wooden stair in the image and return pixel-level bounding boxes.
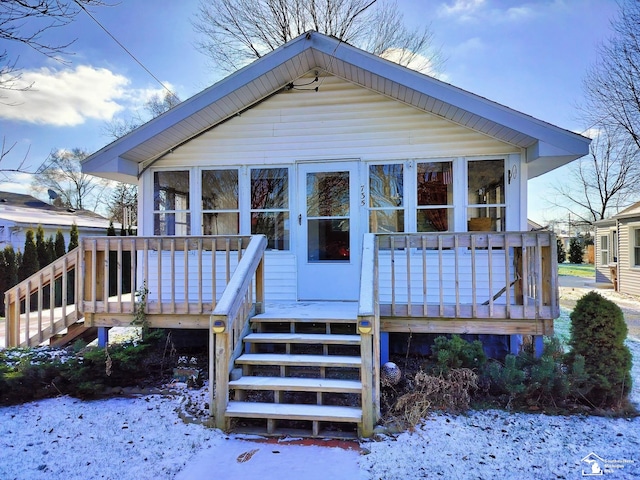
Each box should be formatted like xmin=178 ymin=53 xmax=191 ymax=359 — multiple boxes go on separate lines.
xmin=49 ymin=321 xmax=98 ymax=348
xmin=224 ymin=307 xmax=363 ymax=438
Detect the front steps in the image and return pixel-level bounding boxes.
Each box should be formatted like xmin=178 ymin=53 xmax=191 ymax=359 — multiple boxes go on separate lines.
xmin=224 ymin=305 xmax=363 ymax=438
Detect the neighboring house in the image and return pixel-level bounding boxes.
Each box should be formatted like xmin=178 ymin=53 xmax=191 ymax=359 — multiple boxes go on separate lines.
xmin=0 ymin=191 xmax=113 ymax=252
xmin=595 ymin=201 xmax=640 ymax=294
xmin=7 ymin=32 xmax=590 ymax=437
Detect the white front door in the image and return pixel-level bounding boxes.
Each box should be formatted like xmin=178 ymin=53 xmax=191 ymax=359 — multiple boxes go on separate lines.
xmin=297 ymin=162 xmax=361 ymax=300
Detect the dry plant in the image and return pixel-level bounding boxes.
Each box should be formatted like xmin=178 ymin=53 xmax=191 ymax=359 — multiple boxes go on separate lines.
xmin=392 ymin=368 xmax=478 ymax=428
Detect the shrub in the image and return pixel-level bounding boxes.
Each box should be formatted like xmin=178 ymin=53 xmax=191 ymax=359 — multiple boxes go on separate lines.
xmin=568 ymin=291 xmax=632 ymax=408
xmin=557 ymin=238 xmax=566 ymax=263
xmin=429 ymin=335 xmax=487 ymax=374
xmin=484 ymin=337 xmax=590 ymax=409
xmin=568 ymin=237 xmax=584 ymax=264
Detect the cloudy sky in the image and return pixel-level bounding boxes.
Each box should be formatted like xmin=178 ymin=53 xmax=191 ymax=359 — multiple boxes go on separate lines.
xmin=0 ymin=0 xmax=620 ymax=223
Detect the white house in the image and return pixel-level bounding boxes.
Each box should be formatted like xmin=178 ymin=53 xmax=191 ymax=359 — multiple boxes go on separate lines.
xmin=595 ymin=201 xmax=640 ymax=294
xmin=7 ymin=32 xmax=590 ymax=437
xmin=0 ymin=191 xmax=113 ymax=252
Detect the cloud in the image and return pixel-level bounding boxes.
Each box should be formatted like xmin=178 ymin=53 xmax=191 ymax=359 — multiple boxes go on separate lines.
xmin=438 ymin=0 xmax=541 ymax=24
xmin=0 ymin=65 xmax=130 ymax=126
xmin=438 ymin=0 xmax=486 ymax=20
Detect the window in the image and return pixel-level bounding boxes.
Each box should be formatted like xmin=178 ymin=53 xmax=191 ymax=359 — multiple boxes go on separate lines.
xmin=201 ymin=169 xmax=239 ymax=235
xmin=612 ymin=230 xmax=618 ymax=263
xmin=634 ymin=229 xmax=640 ymax=267
xmin=467 ymin=159 xmax=505 ymax=231
xmin=251 ymin=168 xmax=290 ymax=250
xmin=153 ymin=171 xmax=190 ymax=235
xmin=369 ymin=164 xmax=404 ymax=233
xmin=600 ymin=235 xmax=609 ymax=265
xmin=417 ymin=162 xmax=453 ymax=232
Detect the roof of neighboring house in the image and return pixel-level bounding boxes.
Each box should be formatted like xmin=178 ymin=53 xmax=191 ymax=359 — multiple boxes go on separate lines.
xmin=0 ymin=191 xmax=112 ymax=230
xmin=614 ymin=201 xmax=640 ymax=219
xmin=82 ymin=31 xmax=591 ymax=184
xmin=595 ymin=201 xmax=640 ymax=226
xmin=527 ymin=219 xmax=547 ymax=231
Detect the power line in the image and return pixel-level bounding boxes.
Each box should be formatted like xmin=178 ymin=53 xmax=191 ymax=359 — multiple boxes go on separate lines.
xmin=74 ymin=1 xmax=176 ymax=96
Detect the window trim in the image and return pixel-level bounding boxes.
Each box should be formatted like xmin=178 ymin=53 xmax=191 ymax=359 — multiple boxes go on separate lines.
xmin=249 ymin=166 xmax=292 ymax=251
xmin=201 ymin=168 xmax=240 ymax=236
xmin=152 ymin=169 xmax=192 ymax=236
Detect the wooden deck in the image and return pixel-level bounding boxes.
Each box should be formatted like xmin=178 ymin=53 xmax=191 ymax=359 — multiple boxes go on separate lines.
xmin=3 ymin=231 xmax=559 ymax=438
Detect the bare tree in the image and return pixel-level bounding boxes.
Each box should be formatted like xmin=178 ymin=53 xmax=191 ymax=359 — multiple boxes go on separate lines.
xmin=31 ymin=148 xmax=111 ymax=213
xmin=1 ymin=1 xmax=109 ymax=92
xmin=102 ymin=91 xmax=181 ymax=140
xmin=100 ymin=91 xmax=180 ymax=226
xmin=106 ymin=183 xmax=137 ymax=231
xmin=551 ymin=127 xmax=640 ymax=224
xmin=583 ymin=0 xmax=640 ymax=149
xmin=193 ymin=0 xmax=443 ymax=74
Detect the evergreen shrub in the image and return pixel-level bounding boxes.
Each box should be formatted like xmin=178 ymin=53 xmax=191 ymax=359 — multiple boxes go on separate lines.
xmin=568 ymin=291 xmax=632 ymax=408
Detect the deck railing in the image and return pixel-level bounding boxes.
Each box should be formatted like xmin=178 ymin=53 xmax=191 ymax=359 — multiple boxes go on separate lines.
xmin=210 ymin=235 xmax=267 ymax=428
xmin=375 ymin=231 xmax=558 ymax=320
xmin=4 ymin=248 xmax=80 ymax=348
xmin=79 ymin=235 xmax=254 ymax=318
xmin=4 ymin=235 xmax=262 ymax=347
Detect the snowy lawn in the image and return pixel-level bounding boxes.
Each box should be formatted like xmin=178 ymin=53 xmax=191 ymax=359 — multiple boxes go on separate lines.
xmin=1 ymin=295 xmax=639 ymax=479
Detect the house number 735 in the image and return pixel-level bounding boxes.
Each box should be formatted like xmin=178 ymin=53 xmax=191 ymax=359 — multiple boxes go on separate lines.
xmin=361 ymin=185 xmax=366 ymax=206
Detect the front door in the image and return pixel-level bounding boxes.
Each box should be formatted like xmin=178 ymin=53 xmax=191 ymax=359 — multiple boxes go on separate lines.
xmin=297 ymin=162 xmax=360 ymax=300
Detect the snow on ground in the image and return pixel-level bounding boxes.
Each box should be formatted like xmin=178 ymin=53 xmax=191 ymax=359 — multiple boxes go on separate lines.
xmin=1 ymin=284 xmax=639 ymax=479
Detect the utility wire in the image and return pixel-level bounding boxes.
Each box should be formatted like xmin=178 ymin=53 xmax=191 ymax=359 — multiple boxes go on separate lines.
xmin=74 ymin=1 xmax=176 ymax=96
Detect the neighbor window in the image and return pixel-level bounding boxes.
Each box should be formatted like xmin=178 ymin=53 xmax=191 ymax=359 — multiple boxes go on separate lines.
xmin=634 ymin=229 xmax=640 ymax=267
xmin=201 ymin=169 xmax=239 ymax=235
xmin=369 ymin=164 xmax=404 ymax=233
xmin=416 ymin=162 xmax=453 ymax=232
xmin=153 ymin=171 xmax=190 ymax=235
xmin=600 ymin=235 xmax=609 ymax=265
xmin=251 ymin=167 xmax=290 ymax=250
xmin=467 ymin=159 xmax=505 ymax=231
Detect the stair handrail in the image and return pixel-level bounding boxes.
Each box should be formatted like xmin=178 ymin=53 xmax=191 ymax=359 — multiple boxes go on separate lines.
xmin=209 ymin=234 xmax=267 ymax=429
xmin=4 ymin=247 xmax=80 ymax=348
xmin=357 ymin=233 xmax=380 ymax=437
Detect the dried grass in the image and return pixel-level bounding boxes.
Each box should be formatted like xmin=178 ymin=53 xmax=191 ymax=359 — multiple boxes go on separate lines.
xmin=392 ymin=368 xmax=478 ymax=428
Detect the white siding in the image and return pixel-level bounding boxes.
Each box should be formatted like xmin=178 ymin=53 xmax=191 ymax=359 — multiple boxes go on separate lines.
xmin=154 ymin=75 xmax=518 ymax=169
xmin=595 ymin=225 xmax=615 ymax=285
xmin=618 ymin=221 xmax=640 ymax=295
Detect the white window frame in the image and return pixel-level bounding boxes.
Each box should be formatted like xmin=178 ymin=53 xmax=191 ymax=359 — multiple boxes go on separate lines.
xmin=249 ymin=166 xmax=292 ymax=251
xmin=466 ymin=158 xmax=507 ymax=232
xmin=367 ymin=161 xmax=407 ymax=233
xmin=600 ymin=234 xmax=609 ymax=266
xmin=632 ymin=227 xmax=640 ymax=268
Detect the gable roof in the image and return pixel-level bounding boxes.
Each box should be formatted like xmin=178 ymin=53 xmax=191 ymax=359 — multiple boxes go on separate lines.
xmin=82 ymin=31 xmax=590 ymax=183
xmin=0 ymin=191 xmax=111 ymax=230
xmin=595 ymin=201 xmax=640 ymax=226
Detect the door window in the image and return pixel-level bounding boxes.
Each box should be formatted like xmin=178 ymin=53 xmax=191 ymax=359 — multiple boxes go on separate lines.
xmin=306 ymin=171 xmax=350 ymax=261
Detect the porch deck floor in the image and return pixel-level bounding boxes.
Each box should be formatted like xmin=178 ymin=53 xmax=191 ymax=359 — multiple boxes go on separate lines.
xmin=259 ymin=302 xmax=358 ymax=320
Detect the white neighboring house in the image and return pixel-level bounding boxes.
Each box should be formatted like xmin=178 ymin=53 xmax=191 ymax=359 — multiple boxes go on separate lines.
xmin=0 ymin=191 xmax=113 ymax=252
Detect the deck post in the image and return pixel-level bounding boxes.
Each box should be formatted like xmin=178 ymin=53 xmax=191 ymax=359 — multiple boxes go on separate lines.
xmin=214 ymin=329 xmax=230 ymax=430
xmin=380 ymin=332 xmax=389 ymax=364
xmin=509 ymin=335 xmax=522 ymax=355
xmin=533 ymin=335 xmax=545 ymax=358
xmin=360 ymin=326 xmax=374 ymax=438
xmin=98 ymin=327 xmax=109 ymax=348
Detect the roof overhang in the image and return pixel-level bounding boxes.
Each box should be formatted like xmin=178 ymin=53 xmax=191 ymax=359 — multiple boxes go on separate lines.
xmin=82 ymin=31 xmax=590 ymax=183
